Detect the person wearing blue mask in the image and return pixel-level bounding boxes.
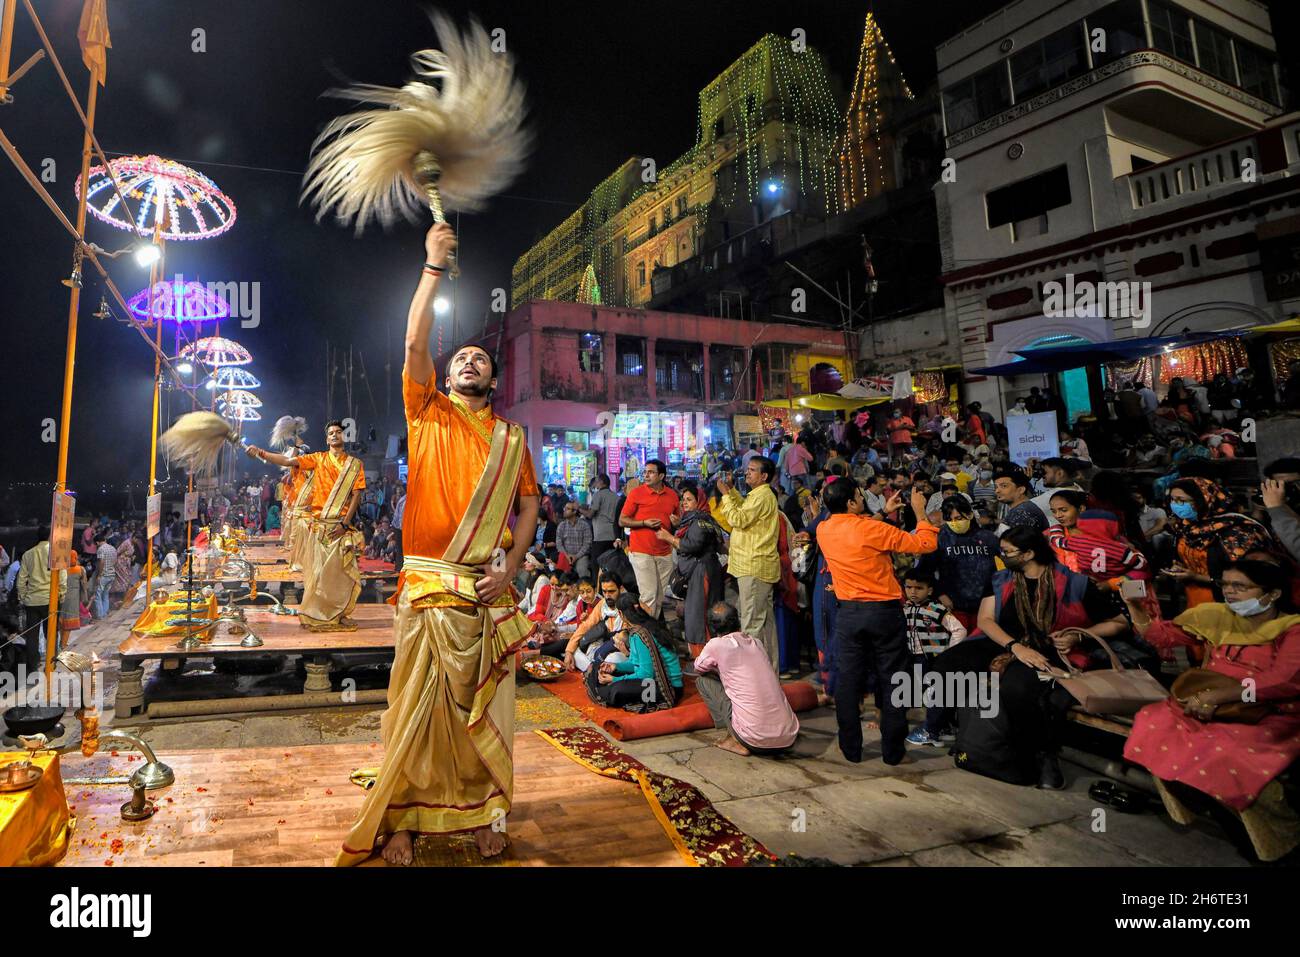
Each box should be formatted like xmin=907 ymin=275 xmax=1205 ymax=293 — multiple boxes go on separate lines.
xmin=1165 ymin=478 xmax=1280 ymax=609
xmin=1122 ymin=559 xmax=1300 ymax=862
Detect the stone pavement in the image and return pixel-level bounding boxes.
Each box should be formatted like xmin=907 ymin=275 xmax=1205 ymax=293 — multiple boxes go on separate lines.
xmin=6 ymin=600 xmax=1251 ymax=867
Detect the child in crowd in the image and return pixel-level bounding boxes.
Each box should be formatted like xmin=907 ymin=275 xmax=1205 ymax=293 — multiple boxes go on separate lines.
xmin=901 ymin=570 xmax=967 ymax=748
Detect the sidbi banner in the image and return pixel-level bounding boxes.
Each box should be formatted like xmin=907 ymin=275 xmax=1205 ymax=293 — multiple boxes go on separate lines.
xmin=1005 ymin=411 xmax=1059 ymax=466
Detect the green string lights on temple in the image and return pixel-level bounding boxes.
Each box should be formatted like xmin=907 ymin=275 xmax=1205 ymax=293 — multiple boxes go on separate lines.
xmin=576 ymin=264 xmax=602 ymax=305
xmin=512 ymin=23 xmax=891 ymax=311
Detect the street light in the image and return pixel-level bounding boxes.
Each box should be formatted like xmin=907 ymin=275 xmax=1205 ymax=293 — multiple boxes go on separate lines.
xmin=434 ymin=296 xmax=450 ymax=315
xmin=176 ymin=361 xmax=193 ymax=375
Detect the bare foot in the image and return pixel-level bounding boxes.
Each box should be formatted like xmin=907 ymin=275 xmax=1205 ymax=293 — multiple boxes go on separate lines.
xmin=381 ymin=830 xmax=414 ymax=866
xmin=816 ymin=693 xmax=833 ymax=708
xmin=716 ymin=734 xmax=752 ymax=756
xmin=474 ymin=826 xmax=509 ymax=858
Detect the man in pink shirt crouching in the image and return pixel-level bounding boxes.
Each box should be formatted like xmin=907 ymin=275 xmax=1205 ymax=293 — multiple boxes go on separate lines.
xmin=694 ymin=602 xmax=800 ymax=756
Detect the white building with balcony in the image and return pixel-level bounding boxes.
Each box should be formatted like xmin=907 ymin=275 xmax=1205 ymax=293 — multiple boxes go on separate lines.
xmin=933 ymin=0 xmax=1299 ymax=423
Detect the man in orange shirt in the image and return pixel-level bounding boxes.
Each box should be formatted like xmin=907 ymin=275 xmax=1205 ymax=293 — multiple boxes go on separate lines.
xmin=332 ymin=223 xmax=539 ymax=866
xmin=816 ymin=479 xmax=938 ymax=765
xmin=249 ymin=421 xmax=365 ymax=630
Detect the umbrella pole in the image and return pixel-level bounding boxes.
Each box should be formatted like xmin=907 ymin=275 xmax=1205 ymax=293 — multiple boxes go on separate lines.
xmin=144 ymin=236 xmax=165 ymax=593
xmin=43 ymin=73 xmax=98 ymax=693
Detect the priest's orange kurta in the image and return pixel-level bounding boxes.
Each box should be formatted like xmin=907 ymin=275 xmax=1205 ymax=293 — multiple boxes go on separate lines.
xmin=400 ymin=373 xmax=537 ymax=606
xmin=296 ymin=449 xmax=366 ymax=513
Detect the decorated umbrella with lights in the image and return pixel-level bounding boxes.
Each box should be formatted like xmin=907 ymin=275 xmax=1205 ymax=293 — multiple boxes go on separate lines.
xmin=221 ymin=407 xmax=262 ymax=423
xmin=126 ymin=276 xmax=232 ymax=324
xmin=217 ymin=389 xmax=263 ymax=413
xmin=76 ymin=154 xmax=237 ymax=241
xmin=181 ymin=336 xmax=253 ymax=368
xmin=212 ymin=367 xmax=261 ymax=390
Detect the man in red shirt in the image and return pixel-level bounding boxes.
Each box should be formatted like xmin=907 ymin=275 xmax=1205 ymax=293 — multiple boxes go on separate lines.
xmin=618 ymin=458 xmax=680 ymax=618
xmin=816 ymin=479 xmax=937 ymax=765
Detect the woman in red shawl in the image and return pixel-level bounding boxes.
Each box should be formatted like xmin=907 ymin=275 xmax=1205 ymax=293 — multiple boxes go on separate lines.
xmin=1122 ymin=560 xmax=1300 ymax=862
xmin=1165 ymin=477 xmax=1280 ymax=608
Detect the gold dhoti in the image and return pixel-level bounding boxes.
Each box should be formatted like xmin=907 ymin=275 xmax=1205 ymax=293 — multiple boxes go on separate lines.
xmin=297 ymin=518 xmax=362 ymax=631
xmin=336 ymin=567 xmax=528 ymax=865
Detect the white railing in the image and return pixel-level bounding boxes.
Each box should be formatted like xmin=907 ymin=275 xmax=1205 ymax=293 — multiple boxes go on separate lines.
xmin=1125 ymin=138 xmax=1257 ymax=210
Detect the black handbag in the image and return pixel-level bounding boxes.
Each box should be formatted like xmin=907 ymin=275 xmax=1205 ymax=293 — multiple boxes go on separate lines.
xmin=953 ymin=698 xmax=1037 ymax=786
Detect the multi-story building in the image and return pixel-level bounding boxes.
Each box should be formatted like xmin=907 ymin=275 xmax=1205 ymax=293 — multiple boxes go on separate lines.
xmin=934 ymin=0 xmax=1298 ymax=423
xmin=479 ymin=302 xmax=850 ymax=487
xmin=511 ymin=33 xmax=845 ymax=313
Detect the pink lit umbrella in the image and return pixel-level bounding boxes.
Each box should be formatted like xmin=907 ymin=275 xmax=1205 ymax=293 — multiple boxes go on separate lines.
xmin=127 ymin=277 xmax=232 ymax=323
xmin=181 ymin=336 xmax=252 ymax=367
xmin=76 ymin=154 xmax=237 ymax=241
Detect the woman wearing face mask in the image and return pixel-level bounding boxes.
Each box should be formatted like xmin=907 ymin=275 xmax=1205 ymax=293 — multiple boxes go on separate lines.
xmin=1122 ymin=560 xmax=1300 ymax=862
xmin=931 ymin=526 xmax=1128 ymax=788
xmin=917 ymin=496 xmax=1000 ymax=632
xmin=1166 ymin=478 xmax=1280 ymax=609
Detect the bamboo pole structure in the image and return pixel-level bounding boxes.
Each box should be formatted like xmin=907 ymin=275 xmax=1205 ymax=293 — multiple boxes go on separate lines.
xmin=143 ymin=234 xmax=166 ymax=593
xmin=42 ymin=71 xmax=99 ymax=690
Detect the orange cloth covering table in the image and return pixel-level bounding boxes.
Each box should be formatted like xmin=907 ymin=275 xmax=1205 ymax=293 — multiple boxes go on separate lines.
xmin=0 ymin=751 xmax=72 ymax=866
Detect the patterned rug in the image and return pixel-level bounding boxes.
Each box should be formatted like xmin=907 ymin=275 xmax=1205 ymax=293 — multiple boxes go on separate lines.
xmin=535 ymin=727 xmax=775 ymax=867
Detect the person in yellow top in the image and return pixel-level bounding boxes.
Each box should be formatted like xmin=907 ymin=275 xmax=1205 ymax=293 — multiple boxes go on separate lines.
xmin=816 ymin=480 xmax=938 ymax=765
xmin=715 ymin=456 xmax=781 ymax=671
xmin=248 ymin=421 xmax=366 ymax=631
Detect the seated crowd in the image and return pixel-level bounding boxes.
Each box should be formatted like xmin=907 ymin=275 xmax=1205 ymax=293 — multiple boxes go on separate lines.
xmin=507 ymin=399 xmax=1300 ymax=863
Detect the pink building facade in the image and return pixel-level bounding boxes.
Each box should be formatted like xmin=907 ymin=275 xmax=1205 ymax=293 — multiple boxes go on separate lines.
xmin=459 ymin=301 xmax=849 ymax=492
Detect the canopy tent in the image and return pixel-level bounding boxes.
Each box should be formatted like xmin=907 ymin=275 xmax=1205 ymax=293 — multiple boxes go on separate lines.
xmin=1249 ymin=317 xmax=1300 ymax=335
xmin=761 ymin=393 xmax=888 ymax=411
xmin=970 ymin=331 xmax=1235 ymax=377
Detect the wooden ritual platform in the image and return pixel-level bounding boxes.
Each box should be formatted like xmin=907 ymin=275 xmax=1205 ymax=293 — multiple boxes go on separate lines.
xmin=57 ymin=735 xmax=687 ymax=867
xmin=115 ymin=605 xmax=396 ymax=717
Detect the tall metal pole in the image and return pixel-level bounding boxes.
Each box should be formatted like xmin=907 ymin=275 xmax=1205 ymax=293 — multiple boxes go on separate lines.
xmin=143 ymin=234 xmax=165 ymax=593
xmin=43 ymin=71 xmax=99 ymax=688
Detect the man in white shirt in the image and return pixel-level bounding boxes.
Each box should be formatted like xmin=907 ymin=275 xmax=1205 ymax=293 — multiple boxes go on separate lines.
xmin=863 ymin=473 xmax=889 ymax=516
xmin=694 ymin=603 xmax=800 ymax=756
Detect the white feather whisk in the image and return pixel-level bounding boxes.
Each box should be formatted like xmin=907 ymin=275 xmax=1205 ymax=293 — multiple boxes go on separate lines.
xmin=301 ymin=9 xmax=530 ymax=266
xmin=270 ymin=415 xmax=308 ymax=450
xmin=160 ymin=411 xmax=246 ymax=476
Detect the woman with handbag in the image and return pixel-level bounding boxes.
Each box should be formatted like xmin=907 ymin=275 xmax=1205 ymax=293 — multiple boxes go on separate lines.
xmin=655 ymin=483 xmax=723 ymax=658
xmin=933 ymin=526 xmax=1128 ymax=788
xmin=1122 ymin=559 xmax=1300 ymax=862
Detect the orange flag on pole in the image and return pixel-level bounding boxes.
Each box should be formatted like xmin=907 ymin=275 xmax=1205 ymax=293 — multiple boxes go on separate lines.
xmin=77 ymin=0 xmax=111 ymax=85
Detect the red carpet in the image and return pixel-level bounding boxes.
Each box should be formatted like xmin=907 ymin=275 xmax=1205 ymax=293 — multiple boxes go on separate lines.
xmin=534 ymin=671 xmax=818 ymax=741
xmin=358 ymin=557 xmax=396 ymax=574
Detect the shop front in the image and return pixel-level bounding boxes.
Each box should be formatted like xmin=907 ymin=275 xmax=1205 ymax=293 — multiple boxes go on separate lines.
xmin=603 ymin=408 xmax=713 ymax=482
xmin=541 ymin=428 xmax=598 ymax=502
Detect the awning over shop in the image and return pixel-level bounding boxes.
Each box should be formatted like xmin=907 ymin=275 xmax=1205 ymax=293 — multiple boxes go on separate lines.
xmin=761 ymin=393 xmax=888 ymax=411
xmin=970 ymin=331 xmax=1236 ymax=377
xmin=1249 ymin=317 xmax=1300 ymax=335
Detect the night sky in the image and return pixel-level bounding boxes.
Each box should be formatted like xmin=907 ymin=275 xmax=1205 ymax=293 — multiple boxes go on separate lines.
xmin=2 ymin=0 xmax=1296 ymax=504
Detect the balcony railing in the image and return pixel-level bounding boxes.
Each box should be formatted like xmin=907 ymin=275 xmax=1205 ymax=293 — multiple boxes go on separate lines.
xmin=1126 ymin=138 xmax=1257 ymax=211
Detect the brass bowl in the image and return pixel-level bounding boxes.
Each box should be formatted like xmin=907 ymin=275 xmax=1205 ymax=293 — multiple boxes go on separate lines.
xmin=0 ymin=760 xmax=43 ymax=792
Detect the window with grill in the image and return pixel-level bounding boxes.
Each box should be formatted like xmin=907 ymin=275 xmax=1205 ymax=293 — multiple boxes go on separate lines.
xmin=1149 ymin=0 xmax=1194 ymax=62
xmin=1193 ymin=19 xmax=1236 ymax=82
xmin=942 ymin=62 xmax=1012 ymax=134
xmin=1235 ymin=41 xmax=1278 ymax=103
xmin=1010 ymin=23 xmax=1087 ymax=102
xmin=1084 ymin=0 xmax=1144 ymax=67
xmin=579 ymin=333 xmax=603 ymax=373
xmin=617 ymin=336 xmax=645 ymax=376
